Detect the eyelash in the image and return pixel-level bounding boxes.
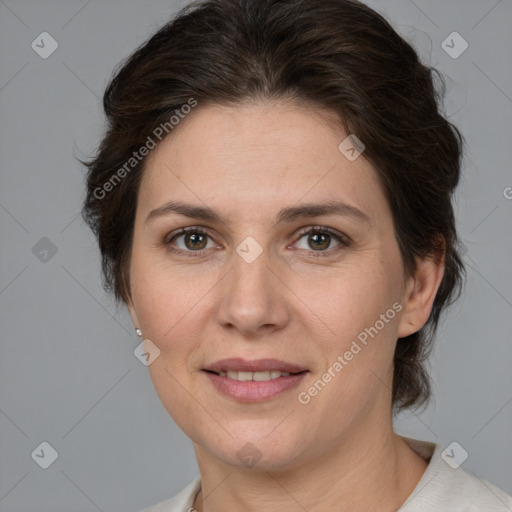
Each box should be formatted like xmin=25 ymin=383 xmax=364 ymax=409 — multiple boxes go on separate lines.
xmin=162 ymin=226 xmax=351 ymax=259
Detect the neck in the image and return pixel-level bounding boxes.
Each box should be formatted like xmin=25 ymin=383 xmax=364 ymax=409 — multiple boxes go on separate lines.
xmin=191 ymin=409 xmax=428 ymax=512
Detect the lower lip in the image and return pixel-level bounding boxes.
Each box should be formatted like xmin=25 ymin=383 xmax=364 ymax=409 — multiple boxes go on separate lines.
xmin=203 ymin=371 xmax=308 ymax=402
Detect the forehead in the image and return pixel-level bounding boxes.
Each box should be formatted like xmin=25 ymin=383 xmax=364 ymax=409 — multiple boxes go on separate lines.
xmin=138 ymin=101 xmax=387 ymax=224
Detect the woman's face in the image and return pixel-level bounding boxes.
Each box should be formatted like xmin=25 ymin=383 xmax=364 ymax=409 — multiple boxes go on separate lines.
xmin=127 ymin=100 xmax=424 ymax=470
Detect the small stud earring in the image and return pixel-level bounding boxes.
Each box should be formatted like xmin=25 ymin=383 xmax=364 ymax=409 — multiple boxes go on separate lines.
xmin=135 ymin=328 xmax=142 ymax=337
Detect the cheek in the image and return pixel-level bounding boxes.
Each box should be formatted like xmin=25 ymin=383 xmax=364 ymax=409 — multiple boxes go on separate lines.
xmin=129 ymin=247 xmax=215 ymax=338
xmin=296 ymin=269 xmax=400 ymax=424
xmin=135 ymin=293 xmax=208 ymax=365
xmin=296 ymin=262 xmax=401 ymax=341
xmin=293 ymin=257 xmax=402 ymax=408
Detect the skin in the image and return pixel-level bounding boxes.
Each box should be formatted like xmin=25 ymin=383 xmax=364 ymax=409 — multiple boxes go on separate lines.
xmin=126 ymin=99 xmax=444 ymax=512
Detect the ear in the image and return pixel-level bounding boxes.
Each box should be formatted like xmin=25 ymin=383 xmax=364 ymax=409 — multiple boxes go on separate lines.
xmin=397 ymin=242 xmax=445 ymax=338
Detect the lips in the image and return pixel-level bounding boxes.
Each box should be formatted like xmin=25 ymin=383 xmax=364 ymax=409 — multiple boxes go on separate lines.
xmin=204 ymin=357 xmax=307 ymax=374
xmin=202 ymin=358 xmax=309 ymax=402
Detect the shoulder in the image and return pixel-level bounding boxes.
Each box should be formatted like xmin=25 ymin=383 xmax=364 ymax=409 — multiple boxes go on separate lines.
xmin=136 ymin=475 xmax=201 ymax=512
xmin=399 ymin=437 xmax=512 ymax=512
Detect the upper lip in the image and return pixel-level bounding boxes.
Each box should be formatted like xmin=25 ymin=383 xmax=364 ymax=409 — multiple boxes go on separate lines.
xmin=204 ymin=358 xmax=308 ymax=373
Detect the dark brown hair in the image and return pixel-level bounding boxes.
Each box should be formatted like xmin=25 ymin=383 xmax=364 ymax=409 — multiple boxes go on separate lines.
xmin=81 ymin=0 xmax=466 ymax=413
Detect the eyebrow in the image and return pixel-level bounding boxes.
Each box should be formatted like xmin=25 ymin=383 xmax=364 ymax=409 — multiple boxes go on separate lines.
xmin=145 ymin=199 xmax=371 ymax=226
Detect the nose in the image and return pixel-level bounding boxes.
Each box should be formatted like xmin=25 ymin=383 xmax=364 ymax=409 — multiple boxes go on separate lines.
xmin=215 ymin=245 xmax=290 ymax=338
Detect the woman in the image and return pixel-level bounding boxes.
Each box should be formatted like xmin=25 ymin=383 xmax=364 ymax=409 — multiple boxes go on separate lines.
xmin=81 ymin=0 xmax=512 ymax=510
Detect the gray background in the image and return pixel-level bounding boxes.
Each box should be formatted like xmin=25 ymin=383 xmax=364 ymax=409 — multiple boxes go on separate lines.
xmin=0 ymin=0 xmax=511 ymax=510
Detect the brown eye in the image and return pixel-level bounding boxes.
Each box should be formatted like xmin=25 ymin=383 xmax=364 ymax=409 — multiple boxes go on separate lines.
xmin=307 ymin=232 xmax=331 ymax=251
xmin=294 ymin=227 xmax=350 ymax=257
xmin=183 ymin=232 xmax=208 ymax=250
xmin=165 ymin=227 xmax=215 ymax=254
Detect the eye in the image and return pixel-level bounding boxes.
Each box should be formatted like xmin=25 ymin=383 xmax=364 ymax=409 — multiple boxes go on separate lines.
xmin=294 ymin=226 xmax=351 ymax=257
xmin=163 ymin=227 xmax=218 ymax=256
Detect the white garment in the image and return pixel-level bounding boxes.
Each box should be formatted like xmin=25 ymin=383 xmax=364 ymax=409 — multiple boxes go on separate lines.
xmin=138 ymin=436 xmax=512 ymax=511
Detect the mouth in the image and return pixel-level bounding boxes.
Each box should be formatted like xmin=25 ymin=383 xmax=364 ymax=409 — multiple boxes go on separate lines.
xmin=204 ymin=369 xmax=305 ymax=381
xmin=202 ymin=358 xmax=309 ymax=402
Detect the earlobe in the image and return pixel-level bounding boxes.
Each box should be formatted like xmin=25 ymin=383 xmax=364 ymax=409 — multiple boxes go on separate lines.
xmin=397 ymin=249 xmax=445 ymax=338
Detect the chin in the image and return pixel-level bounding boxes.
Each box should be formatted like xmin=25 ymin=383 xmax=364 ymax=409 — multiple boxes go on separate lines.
xmin=208 ymin=433 xmax=307 ymax=472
